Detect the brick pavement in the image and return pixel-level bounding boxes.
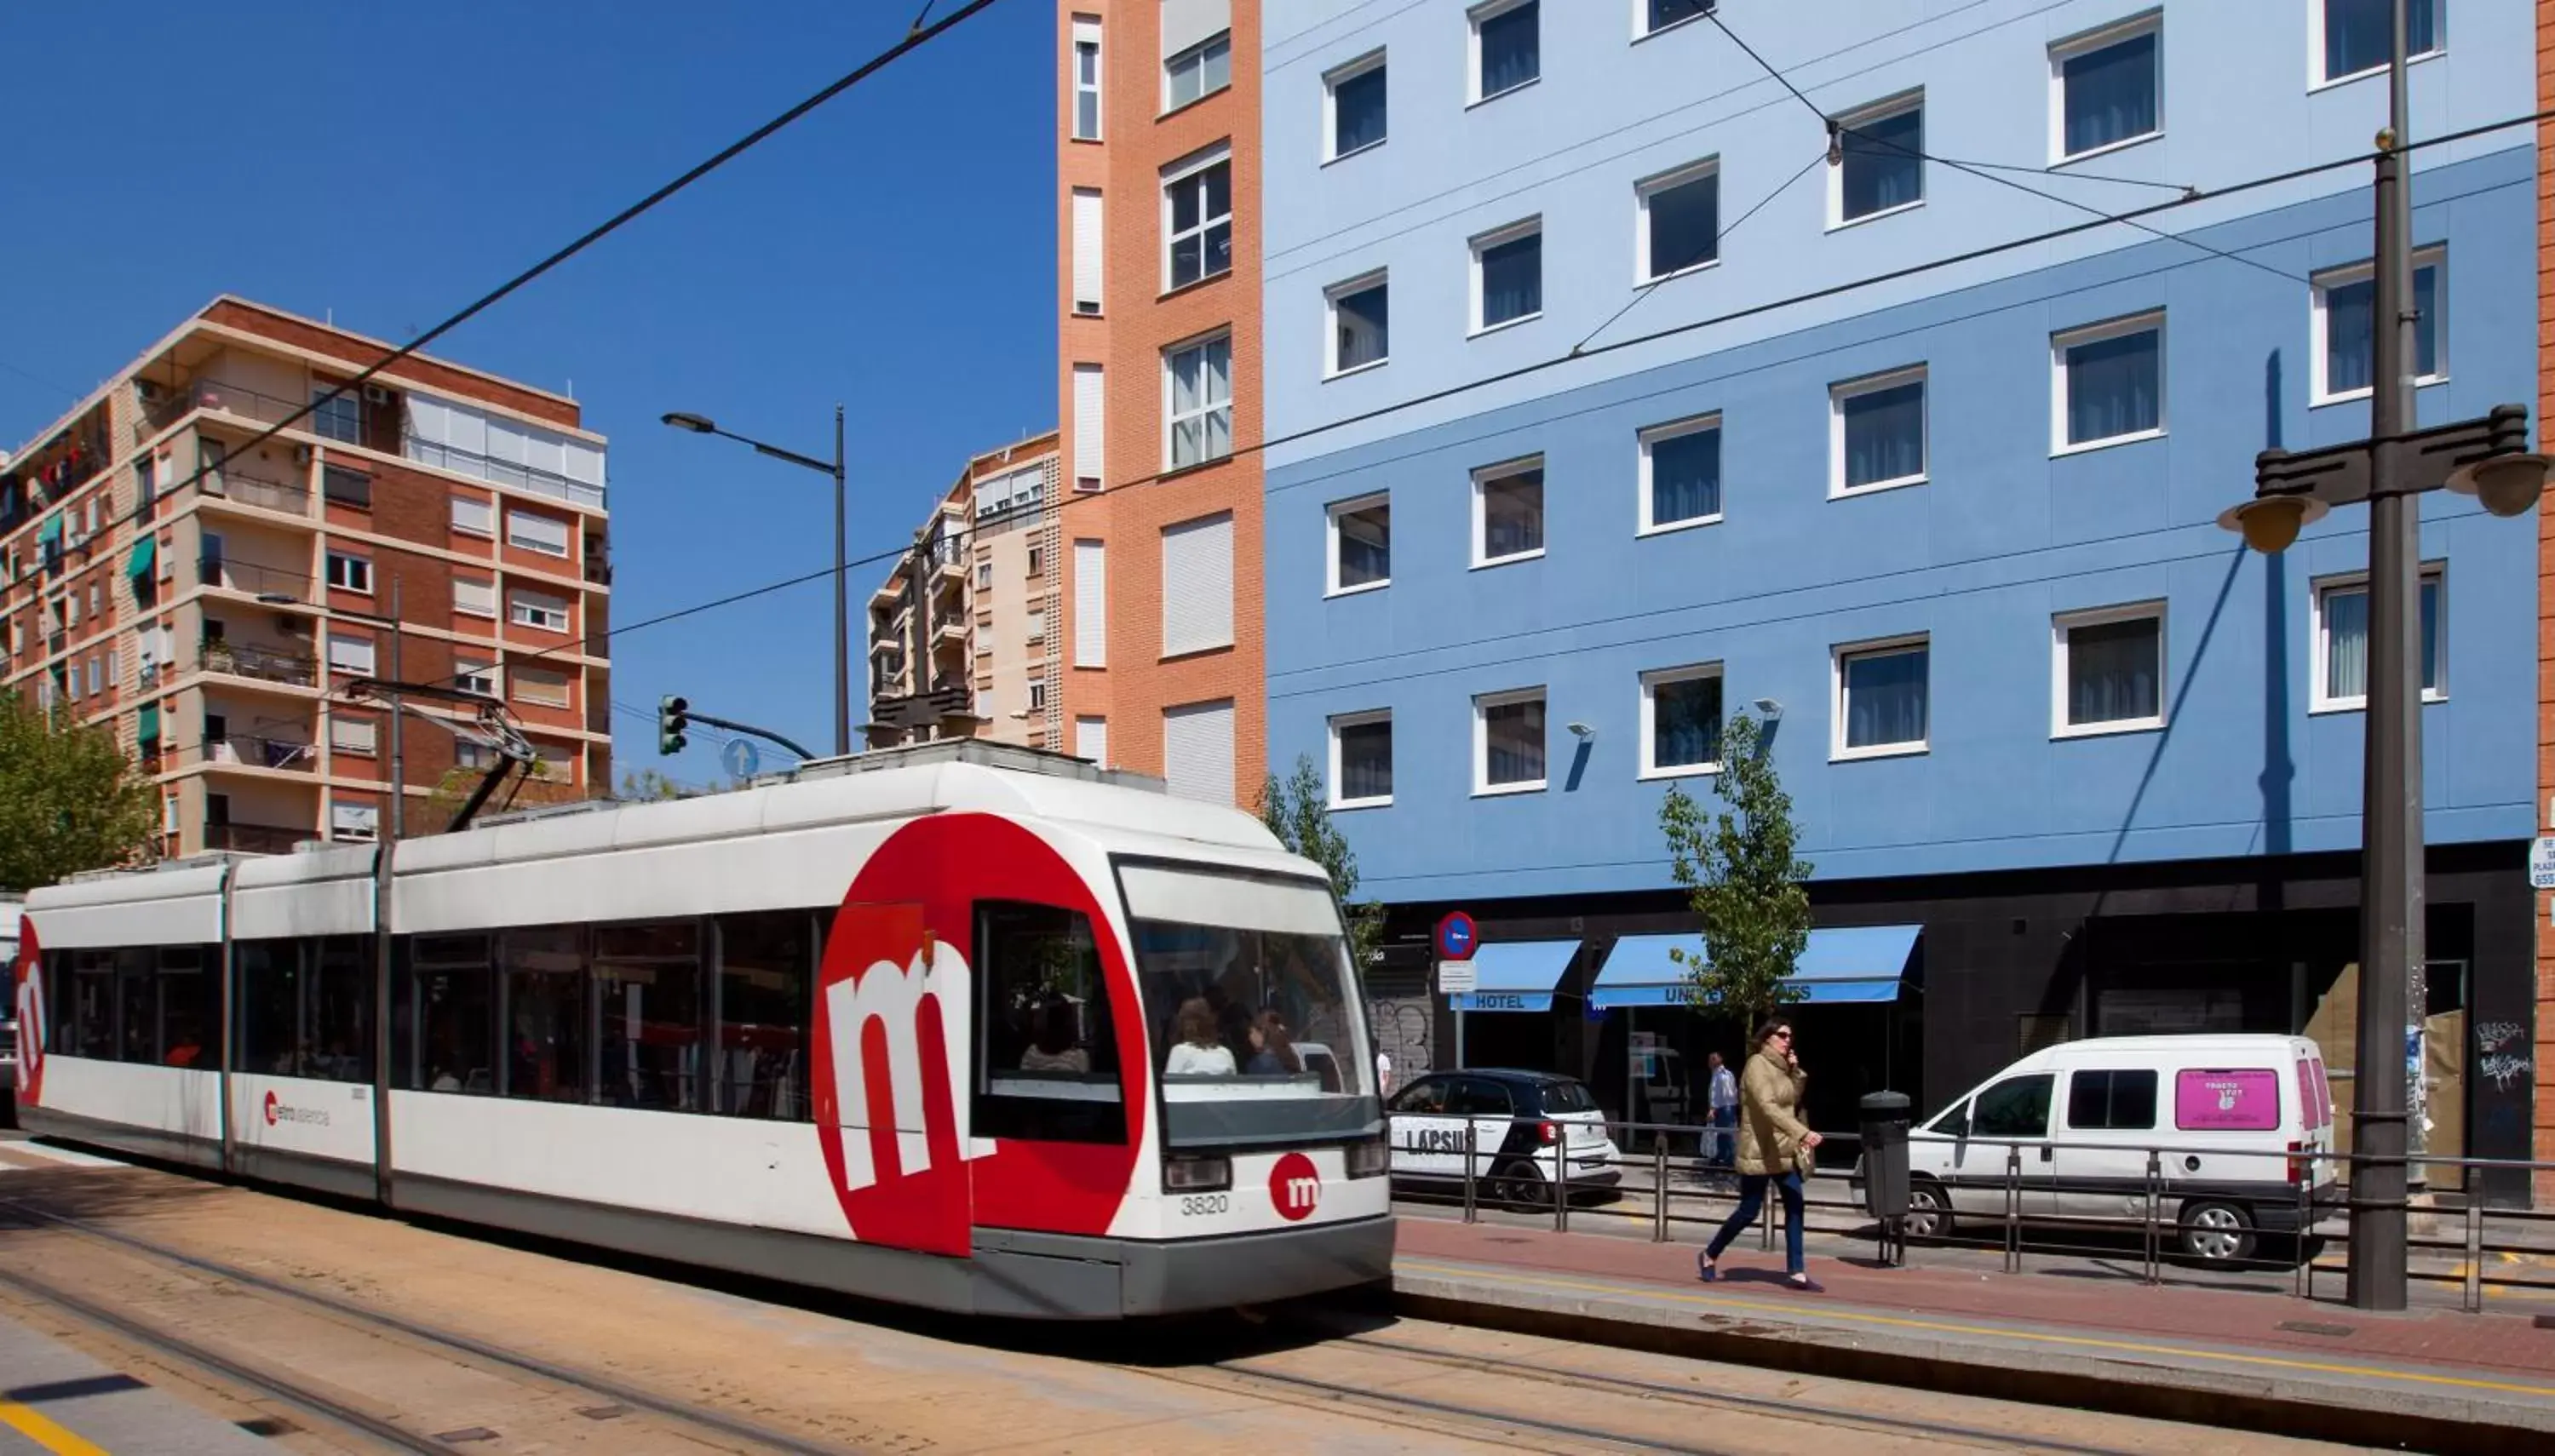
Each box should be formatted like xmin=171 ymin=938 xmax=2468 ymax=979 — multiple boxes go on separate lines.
xmin=1399 ymin=1214 xmax=2555 ymax=1383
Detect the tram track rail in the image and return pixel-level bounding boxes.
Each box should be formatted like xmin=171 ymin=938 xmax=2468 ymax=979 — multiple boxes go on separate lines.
xmin=0 ymin=1199 xmax=858 ymax=1456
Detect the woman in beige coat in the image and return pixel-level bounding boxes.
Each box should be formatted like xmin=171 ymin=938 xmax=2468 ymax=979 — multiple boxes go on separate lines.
xmin=1697 ymin=1019 xmax=1823 ymax=1291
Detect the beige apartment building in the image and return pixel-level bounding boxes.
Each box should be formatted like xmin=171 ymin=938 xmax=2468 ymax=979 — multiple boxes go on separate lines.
xmin=864 ymin=432 xmax=1062 ymax=752
xmin=0 ymin=297 xmax=611 ymax=856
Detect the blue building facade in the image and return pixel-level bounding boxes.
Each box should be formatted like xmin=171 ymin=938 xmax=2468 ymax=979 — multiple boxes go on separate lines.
xmin=1258 ymin=1 xmax=2538 ymax=1180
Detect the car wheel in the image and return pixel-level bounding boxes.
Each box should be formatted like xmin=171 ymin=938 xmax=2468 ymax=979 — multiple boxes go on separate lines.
xmin=2179 ymin=1201 xmax=2258 ymax=1263
xmin=1903 ymin=1178 xmax=1953 ymax=1241
xmin=1492 ymin=1161 xmax=1545 ymax=1211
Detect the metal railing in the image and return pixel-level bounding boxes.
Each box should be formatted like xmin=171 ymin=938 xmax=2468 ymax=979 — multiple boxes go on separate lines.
xmin=202 ymin=822 xmax=313 ymax=855
xmin=181 ymin=735 xmax=320 ymax=772
xmin=1396 ymin=1113 xmax=2555 ymax=1314
xmin=202 ymin=467 xmax=312 ymax=517
xmin=198 ymin=557 xmax=314 ymax=599
xmin=199 ymin=640 xmax=318 ymax=687
xmin=144 ymin=376 xmax=313 ymax=436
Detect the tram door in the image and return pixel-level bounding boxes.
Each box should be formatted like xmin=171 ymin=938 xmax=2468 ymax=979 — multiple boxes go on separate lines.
xmin=818 ymin=902 xmax=976 ymax=1258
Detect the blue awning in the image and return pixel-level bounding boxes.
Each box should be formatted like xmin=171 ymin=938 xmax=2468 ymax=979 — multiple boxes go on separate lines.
xmin=1449 ymin=939 xmax=1580 ymax=1012
xmin=1591 ymin=925 xmax=1921 ymax=1009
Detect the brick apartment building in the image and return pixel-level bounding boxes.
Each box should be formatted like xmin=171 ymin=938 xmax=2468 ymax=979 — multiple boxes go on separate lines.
xmin=0 ymin=297 xmax=611 ymax=856
xmin=1054 ymin=0 xmax=1265 ymax=804
xmin=864 ymin=431 xmax=1061 ymax=750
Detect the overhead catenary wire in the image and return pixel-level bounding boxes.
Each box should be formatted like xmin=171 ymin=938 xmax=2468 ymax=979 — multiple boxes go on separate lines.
xmin=395 ymin=104 xmax=2555 ymax=706
xmin=1570 ymin=146 xmax=1830 ymax=357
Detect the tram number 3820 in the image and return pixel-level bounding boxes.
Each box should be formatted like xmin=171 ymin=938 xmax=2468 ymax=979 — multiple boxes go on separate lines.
xmin=1178 ymin=1194 xmax=1232 ymax=1217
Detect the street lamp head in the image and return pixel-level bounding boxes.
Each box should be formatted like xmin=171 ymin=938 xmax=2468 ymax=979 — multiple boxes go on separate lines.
xmin=1565 ymin=721 xmax=1595 ymax=740
xmin=2217 ymin=494 xmax=2327 ymax=555
xmin=1751 ymin=697 xmax=1784 ymax=720
xmin=2444 ymin=452 xmax=2548 ymax=519
xmin=660 ymin=411 xmax=716 ymax=434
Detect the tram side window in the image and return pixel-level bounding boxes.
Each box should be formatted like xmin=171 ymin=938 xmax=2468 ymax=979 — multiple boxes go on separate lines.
xmin=238 ymin=941 xmax=301 ymax=1074
xmin=45 ymin=945 xmax=216 ymax=1066
xmin=975 ymin=901 xmax=1123 ymax=1144
xmin=55 ymin=950 xmax=115 ymax=1059
xmin=404 ymin=933 xmax=495 ymax=1093
xmin=158 ymin=947 xmax=215 ymax=1067
xmin=594 ymin=920 xmax=703 ymax=1112
xmin=713 ymin=910 xmax=818 ymax=1121
xmin=240 ymin=937 xmax=375 ymax=1082
xmin=502 ymin=926 xmax=588 ymax=1103
xmin=116 ymin=949 xmax=154 ymax=1062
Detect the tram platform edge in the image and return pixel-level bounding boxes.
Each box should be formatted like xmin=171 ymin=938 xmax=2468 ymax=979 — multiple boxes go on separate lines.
xmin=1389 ymin=1218 xmax=2555 ymax=1453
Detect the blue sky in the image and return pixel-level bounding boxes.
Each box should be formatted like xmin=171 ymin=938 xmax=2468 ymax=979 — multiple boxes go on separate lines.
xmin=0 ymin=1 xmax=1055 ymax=788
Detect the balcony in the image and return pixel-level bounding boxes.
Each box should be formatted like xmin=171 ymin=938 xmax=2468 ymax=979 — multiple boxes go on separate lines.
xmin=200 ymin=735 xmax=319 ymax=773
xmin=198 ymin=557 xmax=315 ymax=601
xmin=203 ymin=822 xmax=312 ymax=855
xmin=201 ymin=640 xmax=318 ymax=688
xmin=142 ymin=376 xmax=309 ymax=438
xmin=202 ymin=465 xmax=312 ymax=519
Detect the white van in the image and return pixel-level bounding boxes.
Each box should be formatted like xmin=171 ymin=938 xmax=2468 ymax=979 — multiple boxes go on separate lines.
xmin=1898 ymin=1035 xmax=2337 ymax=1263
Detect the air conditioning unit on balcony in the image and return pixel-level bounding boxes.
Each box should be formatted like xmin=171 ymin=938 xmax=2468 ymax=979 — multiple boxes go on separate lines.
xmin=362 ymin=385 xmax=393 ymax=406
xmin=293 ymin=444 xmax=313 ymax=467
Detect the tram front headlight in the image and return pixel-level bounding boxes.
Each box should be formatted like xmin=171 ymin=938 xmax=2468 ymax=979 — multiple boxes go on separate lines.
xmin=1163 ymin=1155 xmax=1232 ymax=1193
xmin=1345 ymin=1139 xmax=1390 ymax=1179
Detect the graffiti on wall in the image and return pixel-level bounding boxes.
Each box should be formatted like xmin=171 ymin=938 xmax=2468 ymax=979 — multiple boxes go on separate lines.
xmin=1367 ymin=996 xmax=1433 ymax=1093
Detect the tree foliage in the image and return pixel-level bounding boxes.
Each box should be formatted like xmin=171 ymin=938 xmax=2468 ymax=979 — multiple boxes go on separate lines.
xmin=0 ymin=691 xmax=158 ymax=891
xmin=617 ymin=769 xmax=684 ymax=802
xmin=1659 ymin=714 xmax=1812 ymax=1029
xmin=1257 ymin=754 xmax=1387 ymax=975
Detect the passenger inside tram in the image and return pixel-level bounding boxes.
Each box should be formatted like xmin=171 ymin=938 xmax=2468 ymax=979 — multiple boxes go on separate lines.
xmin=1019 ymin=995 xmax=1090 ymax=1074
xmin=1163 ymin=996 xmax=1237 ymax=1076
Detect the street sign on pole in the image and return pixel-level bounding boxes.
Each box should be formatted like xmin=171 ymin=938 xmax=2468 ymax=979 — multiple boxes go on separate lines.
xmin=2529 ymin=836 xmax=2555 ymax=890
xmin=1437 ymin=960 xmax=1478 ymax=996
xmin=1434 ymin=911 xmax=1478 ymax=961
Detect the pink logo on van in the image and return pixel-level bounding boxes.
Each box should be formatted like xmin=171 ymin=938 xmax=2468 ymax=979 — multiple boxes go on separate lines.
xmin=2174 ymin=1068 xmax=2279 ymax=1131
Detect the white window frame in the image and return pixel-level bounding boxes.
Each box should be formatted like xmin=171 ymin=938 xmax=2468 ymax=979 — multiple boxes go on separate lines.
xmin=1323 ymin=49 xmax=1387 ymax=163
xmin=509 ymin=591 xmax=570 ymax=633
xmin=455 ymin=660 xmax=498 ymax=697
xmin=1027 ymin=608 xmax=1047 ymax=642
xmin=1070 ymin=187 xmax=1105 ymax=316
xmin=327 ymin=633 xmax=377 ymax=677
xmin=2311 ymin=564 xmax=2446 ymax=712
xmin=2051 ymin=602 xmax=2168 ymax=738
xmin=2050 ymin=311 xmax=2167 ymax=455
xmin=330 ymin=802 xmax=380 ymax=843
xmin=1831 ymin=633 xmax=1931 ymax=761
xmin=1473 ymin=686 xmax=1548 ymax=796
xmin=1071 ymin=16 xmax=1104 ymax=140
xmin=1163 ymin=29 xmax=1231 ymax=112
xmin=1827 ymin=90 xmax=1926 ymax=230
xmin=324 ymin=550 xmax=372 ymax=594
xmin=1635 ymin=157 xmax=1720 ymax=284
xmin=1467 ymin=0 xmax=1538 ymax=106
xmin=2310 ymin=246 xmax=2448 ymax=405
xmin=454 ymin=576 xmax=497 ymax=619
xmin=1638 ymin=411 xmax=1724 ymax=535
xmin=1468 ymin=216 xmax=1543 ymax=335
xmin=1328 ymin=708 xmax=1394 ymax=810
xmin=451 ymin=495 xmax=494 ymax=537
xmin=505 ymin=508 xmax=570 ymax=556
xmin=1326 ymin=491 xmax=1391 ymax=598
xmin=1323 ymin=269 xmax=1390 ymax=378
xmin=1029 ymin=679 xmax=1048 ymax=712
xmin=2310 ymin=0 xmax=2445 ymax=89
xmin=1162 ymin=143 xmax=1233 ymax=292
xmin=2048 ymin=10 xmax=2163 ymax=165
xmin=1829 ymin=364 xmax=1929 ymax=497
xmin=1471 ymin=455 xmax=1547 ymax=569
xmin=1639 ymin=662 xmax=1725 ymax=779
xmin=976 ymin=559 xmax=993 ymax=590
xmin=1633 ymin=0 xmax=1715 ymax=42
xmin=1162 ymin=330 xmax=1235 ymax=471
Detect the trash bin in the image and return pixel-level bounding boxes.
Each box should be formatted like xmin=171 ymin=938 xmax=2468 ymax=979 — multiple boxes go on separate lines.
xmin=1858 ymin=1091 xmax=1912 ymax=1222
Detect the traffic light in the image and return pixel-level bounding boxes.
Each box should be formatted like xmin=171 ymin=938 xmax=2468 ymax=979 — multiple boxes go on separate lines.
xmin=657 ymin=695 xmax=689 ymax=755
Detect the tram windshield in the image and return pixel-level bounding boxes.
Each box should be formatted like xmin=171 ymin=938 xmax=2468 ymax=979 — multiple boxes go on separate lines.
xmin=1121 ymin=861 xmax=1380 ymax=1147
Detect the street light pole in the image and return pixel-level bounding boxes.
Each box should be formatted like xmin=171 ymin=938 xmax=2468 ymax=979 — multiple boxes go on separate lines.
xmin=2347 ymin=0 xmax=2422 ymax=1315
xmin=832 ymin=404 xmax=849 ymax=758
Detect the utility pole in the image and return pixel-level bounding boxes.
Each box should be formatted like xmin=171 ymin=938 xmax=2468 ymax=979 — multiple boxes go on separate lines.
xmin=833 ymin=404 xmax=850 ymax=758
xmin=372 ymin=576 xmax=401 ymax=1206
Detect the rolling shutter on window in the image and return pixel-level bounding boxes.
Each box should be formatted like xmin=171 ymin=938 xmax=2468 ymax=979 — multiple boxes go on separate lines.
xmin=1072 ymin=364 xmax=1105 ymax=488
xmin=1161 ymin=513 xmax=1232 ymax=656
xmin=1071 ymin=190 xmax=1104 ymax=312
xmin=1073 ymin=539 xmax=1107 ymax=666
xmin=1075 ymin=716 xmax=1109 ymax=766
xmin=1163 ymin=700 xmax=1234 ymax=804
xmin=1161 ymin=0 xmax=1230 ymax=58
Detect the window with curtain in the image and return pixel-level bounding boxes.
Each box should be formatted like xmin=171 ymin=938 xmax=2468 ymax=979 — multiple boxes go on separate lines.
xmin=1644 ymin=418 xmax=1721 ymax=528
xmin=2062 ymin=613 xmax=2162 ymax=729
xmin=1329 ymin=54 xmax=1387 ymax=157
xmin=2058 ymin=26 xmax=2158 ymax=158
xmin=1479 ymin=693 xmax=1546 ymax=788
xmin=1838 ymin=101 xmax=1923 ymax=221
xmin=1642 ymin=164 xmax=1720 ymax=280
xmin=1167 ymin=336 xmax=1233 ymax=468
xmin=2060 ymin=321 xmax=2162 ymax=447
xmin=1330 ymin=277 xmax=1388 ymax=372
xmin=1330 ymin=495 xmax=1390 ymax=590
xmin=1646 ymin=669 xmax=1723 ymax=772
xmin=2318 ymin=253 xmax=2442 ymax=398
xmin=1477 ymin=226 xmax=1542 ymax=330
xmin=1838 ymin=374 xmax=1926 ymax=490
xmin=2321 ymin=573 xmax=2441 ymax=703
xmin=1334 ymin=713 xmax=1392 ymax=805
xmin=1841 ymin=642 xmax=1928 ymax=751
xmin=2323 ymin=0 xmax=2438 ymax=83
xmin=1476 ymin=463 xmax=1544 ymax=562
xmin=1475 ymin=0 xmax=1537 ymax=100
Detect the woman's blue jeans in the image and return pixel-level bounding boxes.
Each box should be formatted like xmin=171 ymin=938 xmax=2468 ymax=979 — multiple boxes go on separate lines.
xmin=1706 ymin=1171 xmax=1806 ymax=1275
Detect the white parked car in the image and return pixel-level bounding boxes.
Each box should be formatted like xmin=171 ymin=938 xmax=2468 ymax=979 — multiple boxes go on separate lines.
xmin=1892 ymin=1034 xmax=2338 ymax=1263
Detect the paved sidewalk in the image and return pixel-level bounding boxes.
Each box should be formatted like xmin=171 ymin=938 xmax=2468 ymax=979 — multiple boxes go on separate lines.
xmin=1394 ymin=1214 xmax=2555 ymax=1448
xmin=0 ymin=1310 xmax=274 ymax=1455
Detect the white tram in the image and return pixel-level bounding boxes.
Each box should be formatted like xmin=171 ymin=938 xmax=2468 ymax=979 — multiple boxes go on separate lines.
xmin=10 ymin=742 xmax=1394 ymax=1318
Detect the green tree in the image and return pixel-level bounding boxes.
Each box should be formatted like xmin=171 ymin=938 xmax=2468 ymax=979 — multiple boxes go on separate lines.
xmin=1257 ymin=754 xmax=1386 ymax=974
xmin=1659 ymin=714 xmax=1812 ymax=1030
xmin=0 ymin=691 xmax=158 ymax=891
xmin=618 ymin=769 xmax=684 ymax=801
